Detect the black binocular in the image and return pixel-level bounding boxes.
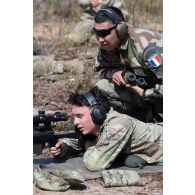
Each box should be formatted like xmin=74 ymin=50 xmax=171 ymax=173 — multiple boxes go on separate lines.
xmin=122 ymin=71 xmax=147 ymax=88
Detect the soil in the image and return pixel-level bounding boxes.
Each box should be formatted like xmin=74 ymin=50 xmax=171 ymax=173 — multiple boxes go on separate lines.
xmin=33 ymin=172 xmax=163 ymax=195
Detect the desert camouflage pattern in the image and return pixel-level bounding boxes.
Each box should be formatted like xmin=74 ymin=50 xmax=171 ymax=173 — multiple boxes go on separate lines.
xmin=60 ymin=109 xmax=163 ymax=172
xmin=34 ymin=165 xmax=85 ymax=191
xmin=94 ymin=26 xmax=163 ymax=119
xmin=66 ymin=0 xmax=123 ymax=43
xmin=83 ymin=109 xmax=163 ymax=171
xmin=101 ymin=169 xmax=143 ymax=187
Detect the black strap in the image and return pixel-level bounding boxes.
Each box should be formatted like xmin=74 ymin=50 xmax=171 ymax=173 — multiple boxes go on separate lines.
xmin=83 ymin=91 xmax=97 ymax=107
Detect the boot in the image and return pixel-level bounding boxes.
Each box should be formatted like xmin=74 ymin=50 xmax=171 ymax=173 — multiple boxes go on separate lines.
xmin=125 ymin=155 xmax=147 ymax=169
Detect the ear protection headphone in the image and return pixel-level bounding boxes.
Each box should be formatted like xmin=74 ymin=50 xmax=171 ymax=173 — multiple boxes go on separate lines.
xmin=83 ymin=91 xmax=107 ymax=125
xmin=98 ymin=7 xmax=128 ymax=40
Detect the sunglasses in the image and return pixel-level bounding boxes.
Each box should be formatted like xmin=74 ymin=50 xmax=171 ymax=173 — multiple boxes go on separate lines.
xmin=93 ymin=26 xmax=116 ymax=37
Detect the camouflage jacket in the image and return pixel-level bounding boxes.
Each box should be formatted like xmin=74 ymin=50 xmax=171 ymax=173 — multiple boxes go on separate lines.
xmin=60 ymin=108 xmax=163 ymax=171
xmin=93 ymin=25 xmax=163 ymax=100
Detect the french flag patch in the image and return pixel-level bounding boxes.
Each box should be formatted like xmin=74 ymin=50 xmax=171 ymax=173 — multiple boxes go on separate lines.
xmin=148 ymin=54 xmax=161 ymax=68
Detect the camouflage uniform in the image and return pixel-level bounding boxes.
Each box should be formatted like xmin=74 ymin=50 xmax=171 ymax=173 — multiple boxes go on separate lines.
xmin=67 ymin=0 xmax=124 ymax=43
xmin=94 ymin=26 xmax=163 ymax=122
xmin=101 ymin=169 xmax=142 ymax=187
xmin=60 ymin=108 xmax=163 ymax=171
xmin=34 ymin=165 xmax=85 ymax=191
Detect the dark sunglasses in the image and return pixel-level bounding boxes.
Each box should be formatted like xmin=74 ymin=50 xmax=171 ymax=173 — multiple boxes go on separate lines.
xmin=93 ymin=26 xmax=116 ymax=37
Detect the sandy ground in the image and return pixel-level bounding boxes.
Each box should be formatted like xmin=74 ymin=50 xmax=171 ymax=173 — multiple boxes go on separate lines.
xmin=33 ymin=172 xmax=163 ymax=195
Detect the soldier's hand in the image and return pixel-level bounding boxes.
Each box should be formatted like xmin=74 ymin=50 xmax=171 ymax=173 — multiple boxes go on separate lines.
xmin=112 ymin=71 xmax=126 ymax=86
xmin=50 ymin=141 xmax=65 ymax=156
xmin=126 ymin=84 xmax=144 ymax=96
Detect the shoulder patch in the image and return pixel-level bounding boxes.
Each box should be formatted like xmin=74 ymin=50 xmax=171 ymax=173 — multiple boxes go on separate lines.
xmin=142 ymin=41 xmax=163 ymax=69
xmin=148 ymin=53 xmax=161 ymax=68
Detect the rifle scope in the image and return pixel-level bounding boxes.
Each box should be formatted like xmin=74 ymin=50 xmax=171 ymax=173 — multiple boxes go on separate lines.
xmin=33 ymin=111 xmax=69 ymax=131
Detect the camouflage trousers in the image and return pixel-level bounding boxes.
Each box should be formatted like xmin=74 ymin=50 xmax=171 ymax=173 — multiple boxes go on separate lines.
xmin=95 ymin=79 xmax=148 ymax=121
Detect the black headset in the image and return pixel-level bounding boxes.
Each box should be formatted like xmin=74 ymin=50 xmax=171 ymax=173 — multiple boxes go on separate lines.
xmin=83 ymin=91 xmax=107 ymax=125
xmin=97 ymin=7 xmax=128 ymax=40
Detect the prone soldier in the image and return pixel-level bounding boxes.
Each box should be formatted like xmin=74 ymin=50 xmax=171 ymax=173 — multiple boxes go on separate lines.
xmin=50 ymin=86 xmax=163 ymax=171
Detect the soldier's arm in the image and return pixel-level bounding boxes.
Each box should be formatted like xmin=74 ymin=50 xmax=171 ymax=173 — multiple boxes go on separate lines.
xmin=143 ymin=82 xmax=163 ymax=99
xmin=127 ymin=81 xmax=163 ymax=99
xmin=141 ymin=40 xmax=163 ymax=100
xmin=55 ymin=138 xmax=84 ymax=158
xmin=93 ymin=54 xmax=122 ymax=79
xmin=83 ymin=117 xmax=134 ymax=171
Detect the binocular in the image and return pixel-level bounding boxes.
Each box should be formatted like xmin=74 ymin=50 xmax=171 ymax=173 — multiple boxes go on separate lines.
xmin=122 ymin=71 xmax=147 ymax=88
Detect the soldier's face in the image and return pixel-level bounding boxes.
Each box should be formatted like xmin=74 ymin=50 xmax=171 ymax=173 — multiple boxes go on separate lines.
xmin=94 ymin=21 xmax=121 ymax=51
xmin=72 ymin=105 xmax=99 ymax=135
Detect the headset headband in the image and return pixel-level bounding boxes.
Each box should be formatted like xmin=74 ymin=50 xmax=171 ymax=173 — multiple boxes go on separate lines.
xmin=99 ymin=8 xmax=123 ymax=24
xmin=83 ymin=91 xmax=97 ymax=107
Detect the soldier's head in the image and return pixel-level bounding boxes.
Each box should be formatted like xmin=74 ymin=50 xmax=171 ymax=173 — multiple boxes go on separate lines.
xmin=68 ymin=86 xmax=110 ymax=135
xmin=93 ymin=6 xmax=128 ymax=51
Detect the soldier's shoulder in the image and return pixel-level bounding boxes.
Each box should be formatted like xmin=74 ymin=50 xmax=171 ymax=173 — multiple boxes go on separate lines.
xmin=128 ymin=24 xmax=155 ymax=34
xmin=127 ymin=25 xmax=158 ymax=50
xmin=105 ymin=109 xmax=131 ymax=126
xmin=135 ymin=27 xmax=155 ymax=35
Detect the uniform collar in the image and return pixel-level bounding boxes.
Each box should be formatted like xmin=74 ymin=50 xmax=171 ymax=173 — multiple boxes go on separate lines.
xmin=118 ymin=38 xmax=129 ymax=51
